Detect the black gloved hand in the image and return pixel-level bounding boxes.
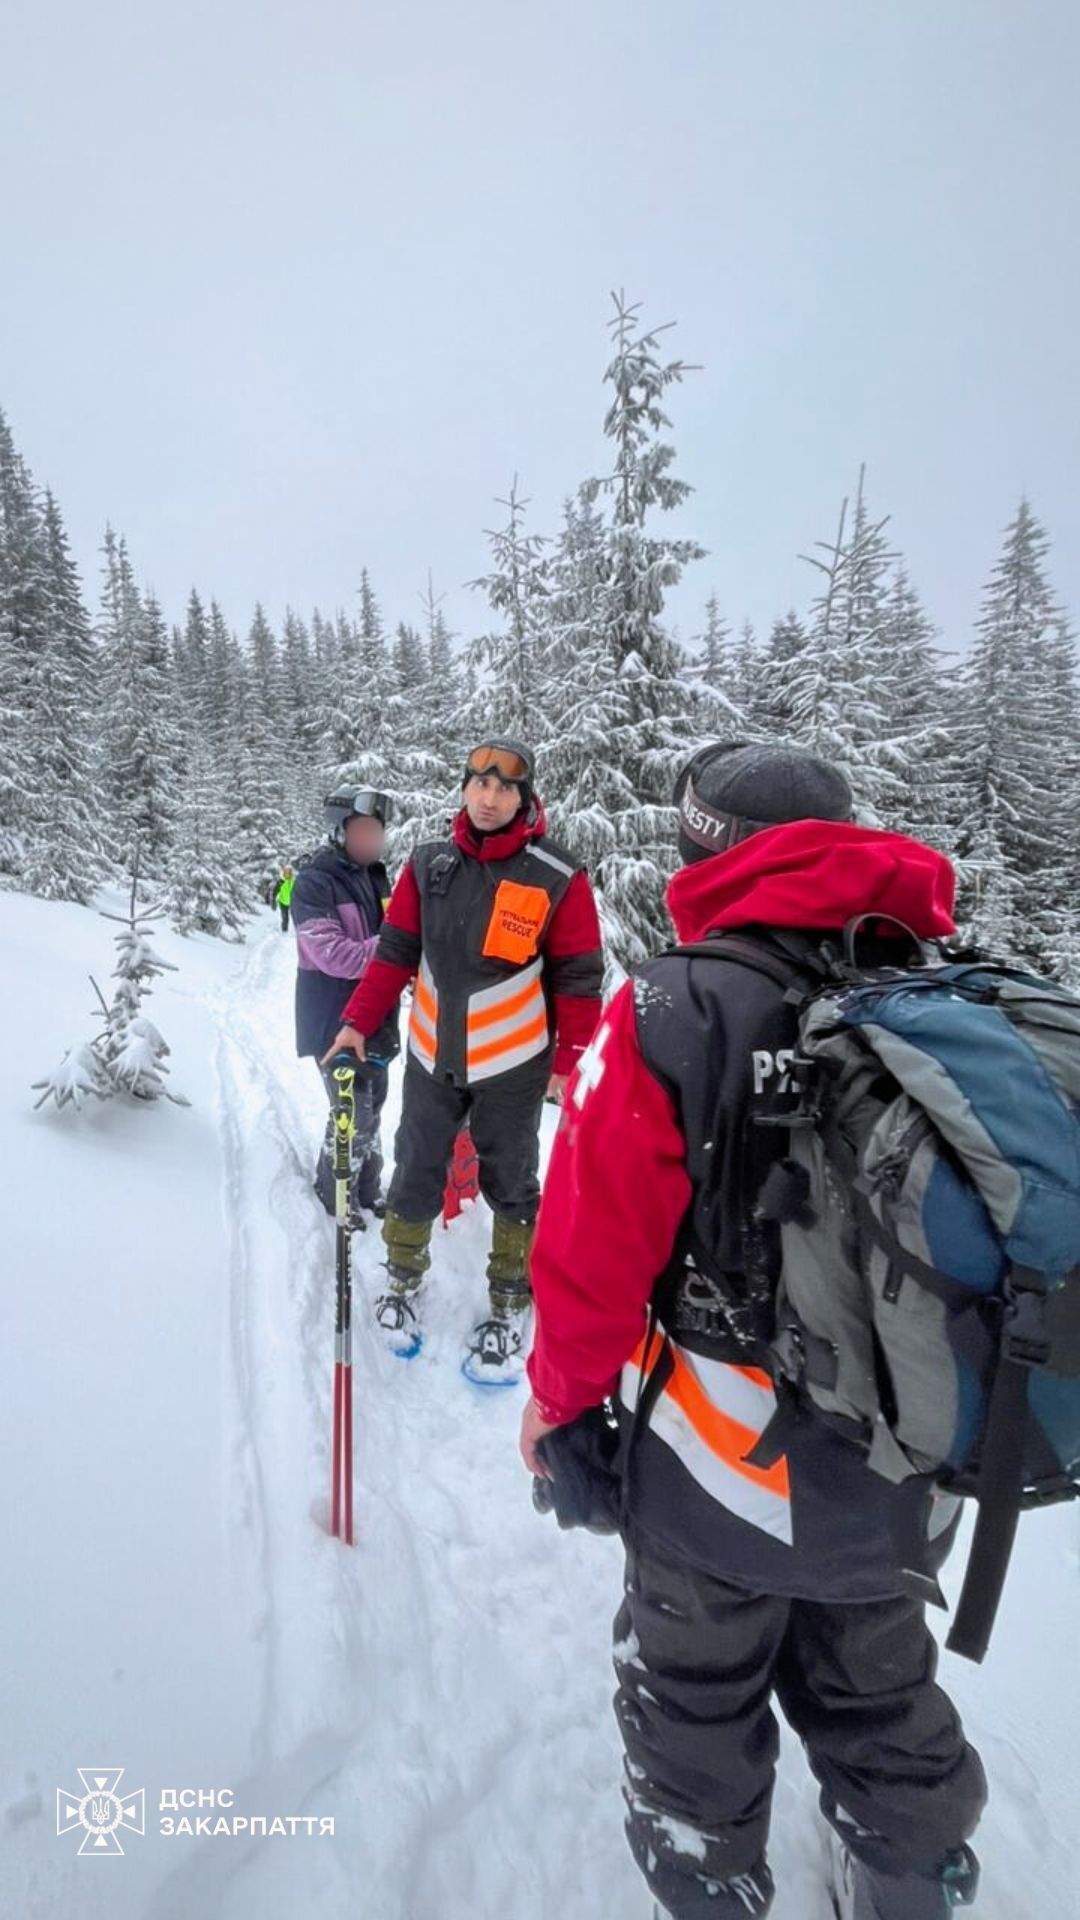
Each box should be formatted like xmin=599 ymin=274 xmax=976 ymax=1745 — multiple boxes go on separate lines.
xmin=531 ymin=1402 xmax=624 ymax=1535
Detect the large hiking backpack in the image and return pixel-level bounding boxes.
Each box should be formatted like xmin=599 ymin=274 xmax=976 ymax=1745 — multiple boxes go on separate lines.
xmin=681 ymin=919 xmax=1080 ymax=1662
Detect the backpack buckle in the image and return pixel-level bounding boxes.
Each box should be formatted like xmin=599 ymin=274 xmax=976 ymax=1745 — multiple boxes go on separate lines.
xmin=1003 ymin=1266 xmax=1051 ymax=1367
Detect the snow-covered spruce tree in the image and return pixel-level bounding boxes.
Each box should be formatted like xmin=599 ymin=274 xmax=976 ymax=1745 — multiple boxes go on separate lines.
xmin=32 ymin=865 xmax=190 ymax=1109
xmin=773 ymin=470 xmax=905 ymax=822
xmin=697 ymin=592 xmax=731 ymax=684
xmin=227 ymin=618 xmax=292 ymax=887
xmin=515 ymin=480 xmax=634 ymax=944
xmin=538 ymin=295 xmax=734 ymax=970
xmin=18 ymin=489 xmax=104 ymax=902
xmin=392 ymin=619 xmax=428 ymax=696
xmin=877 ymin=566 xmax=961 ymax=852
xmin=246 ymin=602 xmax=285 ymax=732
xmin=466 ymin=480 xmax=549 ymax=742
xmin=954 ymin=500 xmax=1078 ymax=969
xmin=165 ymin=740 xmax=251 ymax=940
xmin=730 ymin=620 xmax=763 ymax=728
xmin=420 ymin=573 xmax=466 ymax=754
xmin=281 ymin=607 xmax=323 ymax=764
xmin=233 ymin=664 xmax=295 ymax=896
xmin=177 ymin=588 xmax=211 ymax=722
xmin=0 ymin=589 xmax=25 ymax=879
xmin=757 ymin=611 xmax=808 ymax=736
xmin=317 ymin=580 xmax=457 ymax=872
xmin=95 ymin=531 xmax=180 ymax=885
xmin=94 ymin=880 xmax=190 ymax=1096
xmin=0 ymin=409 xmax=52 ymax=881
xmin=204 ymin=599 xmax=246 ymax=749
xmin=311 ymin=607 xmax=340 ymax=687
xmin=357 ymin=569 xmax=381 ymax=657
xmin=1036 ymin=610 xmax=1080 ymax=983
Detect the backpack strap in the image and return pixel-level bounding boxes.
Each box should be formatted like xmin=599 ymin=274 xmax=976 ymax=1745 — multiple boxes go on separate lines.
xmin=671 ymin=931 xmax=828 ymax=997
xmin=617 ymin=1305 xmax=674 ymax=1525
xmin=946 ymin=1266 xmax=1050 ymax=1662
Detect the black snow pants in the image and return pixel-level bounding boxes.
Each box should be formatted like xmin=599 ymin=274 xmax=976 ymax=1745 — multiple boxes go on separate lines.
xmin=387 ymin=1061 xmax=549 ymax=1225
xmin=313 ymin=1062 xmax=388 ymax=1214
xmin=615 ymin=1529 xmax=986 ymax=1920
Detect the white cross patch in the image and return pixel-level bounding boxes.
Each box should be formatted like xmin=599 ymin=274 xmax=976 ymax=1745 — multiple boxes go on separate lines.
xmin=572 ymin=1021 xmax=612 ymax=1110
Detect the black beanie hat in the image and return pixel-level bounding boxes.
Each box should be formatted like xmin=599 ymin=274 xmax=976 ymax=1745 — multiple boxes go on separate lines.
xmin=674 ymin=741 xmax=854 ymax=864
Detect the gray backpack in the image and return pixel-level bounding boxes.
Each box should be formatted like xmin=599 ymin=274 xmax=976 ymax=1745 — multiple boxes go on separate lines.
xmin=682 ymin=921 xmax=1080 ymax=1662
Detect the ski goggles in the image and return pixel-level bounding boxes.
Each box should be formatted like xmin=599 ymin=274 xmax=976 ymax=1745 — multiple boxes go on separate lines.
xmin=349 ymin=789 xmax=392 ymax=823
xmin=465 ymin=746 xmax=531 ymax=782
xmin=326 ymin=789 xmax=393 ymax=824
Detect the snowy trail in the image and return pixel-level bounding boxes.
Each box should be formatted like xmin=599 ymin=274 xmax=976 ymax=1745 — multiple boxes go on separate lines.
xmin=4 ymin=900 xmax=1076 ymax=1920
xmin=143 ymin=922 xmax=643 ymax=1920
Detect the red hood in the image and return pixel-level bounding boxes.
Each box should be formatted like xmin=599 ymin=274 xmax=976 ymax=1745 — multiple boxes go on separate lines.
xmin=453 ymin=800 xmax=549 ymax=863
xmin=666 ymin=819 xmax=957 ymax=944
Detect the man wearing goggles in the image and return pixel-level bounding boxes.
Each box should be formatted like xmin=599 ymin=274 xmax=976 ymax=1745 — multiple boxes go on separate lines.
xmin=324 ymin=736 xmax=603 ymax=1381
xmin=293 ymin=788 xmax=400 ymax=1225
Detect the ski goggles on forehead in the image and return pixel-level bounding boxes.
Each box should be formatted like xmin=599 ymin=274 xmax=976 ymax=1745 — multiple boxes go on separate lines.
xmin=348 ymin=790 xmax=392 ymax=822
xmin=466 ymin=746 xmax=530 ymax=781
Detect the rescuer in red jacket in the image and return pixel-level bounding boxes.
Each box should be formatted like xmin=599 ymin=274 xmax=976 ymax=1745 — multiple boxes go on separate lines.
xmin=519 ymin=742 xmax=984 ymax=1920
xmin=324 ymin=738 xmax=603 ymax=1379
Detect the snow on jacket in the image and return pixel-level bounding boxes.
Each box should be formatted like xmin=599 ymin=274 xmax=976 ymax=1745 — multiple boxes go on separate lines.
xmin=528 ymin=819 xmax=962 ymax=1601
xmin=291 ymin=846 xmax=394 ymax=1061
xmin=340 ymin=804 xmax=603 ymax=1084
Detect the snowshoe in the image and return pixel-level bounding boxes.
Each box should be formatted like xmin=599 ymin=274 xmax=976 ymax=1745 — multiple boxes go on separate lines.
xmin=461 ymin=1301 xmax=532 ymax=1388
xmin=374 ymin=1271 xmax=423 ymax=1360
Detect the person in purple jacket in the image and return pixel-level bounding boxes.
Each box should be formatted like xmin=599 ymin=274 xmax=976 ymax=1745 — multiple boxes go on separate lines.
xmin=291 ymin=789 xmax=400 ymax=1224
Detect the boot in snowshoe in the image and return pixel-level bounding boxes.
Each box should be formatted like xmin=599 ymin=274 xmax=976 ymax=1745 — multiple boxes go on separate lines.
xmin=461 ymin=1290 xmax=532 ymax=1388
xmin=374 ymin=1265 xmax=424 ymax=1360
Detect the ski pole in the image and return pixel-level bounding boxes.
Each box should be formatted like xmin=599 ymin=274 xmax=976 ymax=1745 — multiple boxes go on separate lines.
xmin=329 ymin=1053 xmax=357 ymax=1545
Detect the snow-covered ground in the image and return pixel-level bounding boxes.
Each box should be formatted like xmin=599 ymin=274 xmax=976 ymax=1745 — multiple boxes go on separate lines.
xmin=2 ymin=892 xmax=1076 ymax=1919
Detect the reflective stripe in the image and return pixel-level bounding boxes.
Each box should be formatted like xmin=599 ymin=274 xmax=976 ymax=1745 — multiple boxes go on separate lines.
xmin=408 ymin=959 xmax=439 ymax=1074
xmin=468 ymin=1026 xmax=551 ymax=1082
xmin=621 ymin=1332 xmax=792 ymax=1544
xmin=408 ymin=1006 xmax=436 ymax=1070
xmin=467 ymin=973 xmax=546 ymax=1036
xmin=465 ymin=958 xmax=551 ymax=1083
xmin=468 ymin=957 xmax=543 ymax=1012
xmin=465 ymin=984 xmax=547 ymax=1054
xmin=468 ymin=1009 xmax=549 ymax=1071
xmin=528 ymin=844 xmax=575 ymax=880
xmin=414 ymin=970 xmax=438 ymax=1027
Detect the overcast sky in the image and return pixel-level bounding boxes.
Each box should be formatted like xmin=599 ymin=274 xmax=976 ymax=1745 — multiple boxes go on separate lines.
xmin=3 ymin=0 xmax=1077 ymax=659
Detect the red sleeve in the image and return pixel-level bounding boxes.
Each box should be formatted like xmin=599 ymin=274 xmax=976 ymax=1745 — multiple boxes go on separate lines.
xmin=340 ymin=862 xmax=422 ymax=1033
xmin=542 ymin=869 xmax=604 ymax=1075
xmin=527 ymin=979 xmax=691 ymax=1425
xmin=552 ymin=992 xmax=602 ymax=1074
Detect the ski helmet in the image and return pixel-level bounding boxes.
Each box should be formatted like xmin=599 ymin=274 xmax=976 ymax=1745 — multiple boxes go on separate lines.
xmin=324 ymin=788 xmax=394 ymax=849
xmin=674 ymin=741 xmax=854 ymax=863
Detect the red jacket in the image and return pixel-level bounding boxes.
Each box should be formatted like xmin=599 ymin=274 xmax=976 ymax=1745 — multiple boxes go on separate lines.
xmin=527 ymin=820 xmax=958 ymax=1425
xmin=341 ymin=805 xmax=603 ymax=1077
